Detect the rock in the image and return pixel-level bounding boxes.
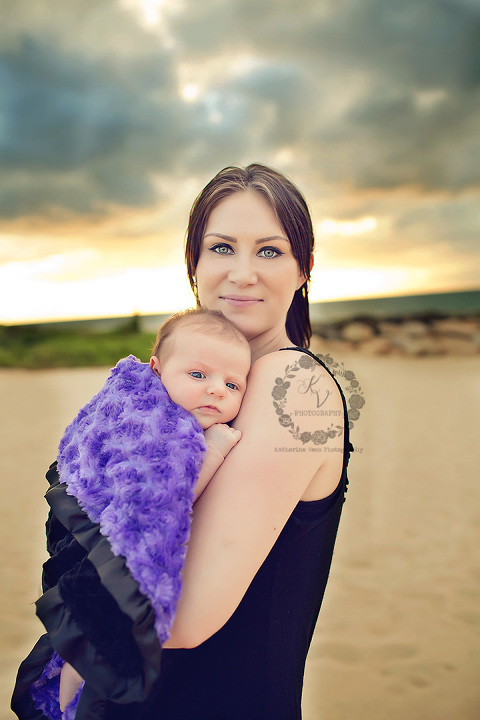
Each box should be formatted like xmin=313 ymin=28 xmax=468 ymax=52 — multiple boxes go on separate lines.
xmin=313 ymin=324 xmax=342 ymax=340
xmin=309 ymin=335 xmax=329 ymax=355
xmin=433 ymin=318 xmax=479 ymax=338
xmin=392 ymin=335 xmax=441 ymax=356
xmin=471 ymin=330 xmax=480 ymax=349
xmin=377 ymin=321 xmax=402 ymax=336
xmin=399 ymin=320 xmax=429 ymax=337
xmin=357 ymin=337 xmax=394 ymax=355
xmin=438 ymin=337 xmax=479 ymax=355
xmin=312 ymin=314 xmax=480 ymax=356
xmin=324 ymin=339 xmax=356 ymax=353
xmin=341 ymin=322 xmax=375 ymax=343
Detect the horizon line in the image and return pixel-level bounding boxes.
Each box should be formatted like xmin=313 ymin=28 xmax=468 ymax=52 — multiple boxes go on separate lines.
xmin=2 ymin=285 xmax=479 ymax=328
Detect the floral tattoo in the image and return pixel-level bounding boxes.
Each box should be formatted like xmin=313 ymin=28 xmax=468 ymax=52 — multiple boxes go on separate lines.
xmin=272 ymin=352 xmax=365 ymax=445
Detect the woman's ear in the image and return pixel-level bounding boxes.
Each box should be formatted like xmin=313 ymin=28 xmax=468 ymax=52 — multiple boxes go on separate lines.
xmin=149 ymin=356 xmax=161 ymax=377
xmin=296 ymin=253 xmax=314 ymax=290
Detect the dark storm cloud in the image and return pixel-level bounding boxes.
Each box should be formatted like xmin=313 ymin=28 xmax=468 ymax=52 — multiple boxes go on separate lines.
xmin=163 ymin=0 xmax=480 ymax=193
xmin=0 ymin=29 xmax=188 ymax=216
xmin=395 ymin=198 xmax=480 ymax=248
xmin=180 ymin=61 xmax=310 ymax=173
xmin=0 ymin=0 xmax=479 ymax=220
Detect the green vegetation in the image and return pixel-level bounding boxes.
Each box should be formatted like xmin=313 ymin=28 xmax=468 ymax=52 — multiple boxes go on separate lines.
xmin=0 ymin=325 xmax=155 ymax=369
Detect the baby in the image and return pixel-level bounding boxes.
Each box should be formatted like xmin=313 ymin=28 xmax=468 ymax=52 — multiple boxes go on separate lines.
xmin=149 ymin=308 xmax=251 ymax=499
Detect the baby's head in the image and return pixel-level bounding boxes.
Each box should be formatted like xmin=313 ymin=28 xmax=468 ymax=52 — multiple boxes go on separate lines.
xmin=150 ymin=309 xmax=251 ymax=429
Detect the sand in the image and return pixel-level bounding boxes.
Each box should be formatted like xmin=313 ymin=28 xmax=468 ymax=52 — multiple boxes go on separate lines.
xmin=1 ymin=354 xmax=479 ymax=719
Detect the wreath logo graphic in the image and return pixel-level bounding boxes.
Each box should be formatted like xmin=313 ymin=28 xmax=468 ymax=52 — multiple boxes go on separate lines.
xmin=272 ymin=352 xmax=365 ymax=445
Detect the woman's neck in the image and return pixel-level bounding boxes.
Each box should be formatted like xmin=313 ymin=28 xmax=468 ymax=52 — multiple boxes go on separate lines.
xmin=249 ymin=328 xmax=292 ymax=363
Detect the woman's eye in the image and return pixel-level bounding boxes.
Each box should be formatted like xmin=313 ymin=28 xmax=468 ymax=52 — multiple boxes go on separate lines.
xmin=190 ymin=371 xmax=205 ymax=379
xmin=258 ymin=247 xmax=282 ymax=259
xmin=210 ymin=243 xmax=233 ymax=255
xmin=226 ymin=382 xmax=239 ymax=391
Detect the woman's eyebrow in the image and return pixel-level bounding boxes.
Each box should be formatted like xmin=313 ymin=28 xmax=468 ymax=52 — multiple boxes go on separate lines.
xmin=203 ymin=232 xmax=289 ymax=244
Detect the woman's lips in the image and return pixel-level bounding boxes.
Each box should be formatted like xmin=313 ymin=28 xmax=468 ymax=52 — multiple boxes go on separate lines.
xmin=220 ymin=295 xmax=262 ymax=307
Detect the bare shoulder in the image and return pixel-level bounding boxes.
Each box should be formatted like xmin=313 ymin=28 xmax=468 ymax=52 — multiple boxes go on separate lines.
xmin=234 ymin=348 xmax=345 ymax=502
xmin=234 ymin=348 xmax=344 ymax=447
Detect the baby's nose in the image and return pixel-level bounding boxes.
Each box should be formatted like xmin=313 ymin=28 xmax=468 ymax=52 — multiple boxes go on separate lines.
xmin=207 ymin=380 xmax=226 ymax=397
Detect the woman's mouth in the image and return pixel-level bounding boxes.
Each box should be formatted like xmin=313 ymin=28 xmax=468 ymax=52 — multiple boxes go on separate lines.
xmin=220 ymin=295 xmax=262 ymax=307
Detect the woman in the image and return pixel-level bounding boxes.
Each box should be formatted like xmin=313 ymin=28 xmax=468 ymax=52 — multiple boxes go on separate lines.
xmin=13 ymin=164 xmax=352 ymax=720
xmin=148 ymin=164 xmax=353 ymax=718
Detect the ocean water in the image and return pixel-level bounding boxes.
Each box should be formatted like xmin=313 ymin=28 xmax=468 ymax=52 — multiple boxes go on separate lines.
xmin=309 ymin=288 xmax=480 ymax=324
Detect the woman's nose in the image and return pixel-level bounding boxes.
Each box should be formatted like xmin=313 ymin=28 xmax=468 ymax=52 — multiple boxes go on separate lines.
xmin=227 ymin=256 xmax=257 ymax=286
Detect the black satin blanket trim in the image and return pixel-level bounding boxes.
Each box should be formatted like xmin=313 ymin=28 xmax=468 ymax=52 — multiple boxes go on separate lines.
xmin=38 ymin=468 xmax=162 ymax=700
xmin=11 ymin=635 xmax=57 ymax=720
xmin=46 ymin=505 xmax=76 ymax=558
xmin=42 ymin=534 xmax=87 ymax=593
xmin=57 ymin=556 xmax=143 ymax=677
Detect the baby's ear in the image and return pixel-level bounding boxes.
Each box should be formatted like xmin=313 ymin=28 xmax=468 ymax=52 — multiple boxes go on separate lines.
xmin=149 ymin=356 xmax=161 ymax=377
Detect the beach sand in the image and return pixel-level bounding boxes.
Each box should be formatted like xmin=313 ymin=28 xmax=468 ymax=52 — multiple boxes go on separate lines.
xmin=1 ymin=353 xmax=479 ymax=719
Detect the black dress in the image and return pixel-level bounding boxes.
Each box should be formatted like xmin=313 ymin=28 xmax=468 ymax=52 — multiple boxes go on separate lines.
xmin=147 ymin=487 xmax=348 ymax=719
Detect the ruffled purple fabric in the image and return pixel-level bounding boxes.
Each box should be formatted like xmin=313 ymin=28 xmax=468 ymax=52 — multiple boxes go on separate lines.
xmin=30 ymin=356 xmax=206 ymax=718
xmin=57 ymin=355 xmax=206 ymax=643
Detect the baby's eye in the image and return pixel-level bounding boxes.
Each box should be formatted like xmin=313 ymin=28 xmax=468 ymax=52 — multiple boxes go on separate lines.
xmin=258 ymin=246 xmax=283 ymax=259
xmin=226 ymin=382 xmax=239 ymax=391
xmin=189 ymin=371 xmax=205 ymax=379
xmin=210 ymin=243 xmax=234 ymax=255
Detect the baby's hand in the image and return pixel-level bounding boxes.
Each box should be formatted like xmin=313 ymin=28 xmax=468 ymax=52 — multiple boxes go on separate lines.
xmin=59 ymin=662 xmax=83 ymax=711
xmin=204 ymin=423 xmax=242 ymax=459
xmin=194 ymin=425 xmax=242 ymax=499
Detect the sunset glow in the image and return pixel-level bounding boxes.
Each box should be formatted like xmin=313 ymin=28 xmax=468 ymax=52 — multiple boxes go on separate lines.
xmin=0 ymin=248 xmax=446 ymax=325
xmin=1 ymin=1 xmax=478 ymax=325
xmin=0 ymin=259 xmax=195 ymax=325
xmin=317 ymin=217 xmax=378 ymax=237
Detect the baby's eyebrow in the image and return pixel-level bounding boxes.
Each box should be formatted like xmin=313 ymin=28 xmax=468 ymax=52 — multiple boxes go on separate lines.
xmin=203 ymin=232 xmax=289 ymax=245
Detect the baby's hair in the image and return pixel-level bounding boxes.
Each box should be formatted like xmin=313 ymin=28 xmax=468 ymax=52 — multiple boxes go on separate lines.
xmin=151 ymin=308 xmax=250 ymax=361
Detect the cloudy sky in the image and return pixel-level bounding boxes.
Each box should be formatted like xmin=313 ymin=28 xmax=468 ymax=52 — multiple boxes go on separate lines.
xmin=1 ymin=0 xmax=479 ymax=323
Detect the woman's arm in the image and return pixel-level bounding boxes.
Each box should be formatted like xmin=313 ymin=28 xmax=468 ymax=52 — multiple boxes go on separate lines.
xmin=164 ymin=350 xmax=344 ymax=648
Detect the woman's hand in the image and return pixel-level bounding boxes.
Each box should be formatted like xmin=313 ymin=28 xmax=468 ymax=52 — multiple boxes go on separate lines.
xmin=59 ymin=662 xmax=84 ymax=711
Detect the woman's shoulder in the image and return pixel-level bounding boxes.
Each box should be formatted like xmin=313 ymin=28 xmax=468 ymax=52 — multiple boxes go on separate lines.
xmin=251 ymin=345 xmax=331 ymax=371
xmin=246 ymin=346 xmax=343 ymax=407
xmin=235 ymin=347 xmax=344 ymax=452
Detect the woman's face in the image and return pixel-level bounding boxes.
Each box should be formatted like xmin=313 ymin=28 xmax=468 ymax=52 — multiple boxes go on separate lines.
xmin=195 ymin=191 xmax=305 ymax=345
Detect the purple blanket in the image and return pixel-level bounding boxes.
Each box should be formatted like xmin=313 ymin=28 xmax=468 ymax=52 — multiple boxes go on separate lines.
xmin=31 ymin=355 xmax=206 ymax=718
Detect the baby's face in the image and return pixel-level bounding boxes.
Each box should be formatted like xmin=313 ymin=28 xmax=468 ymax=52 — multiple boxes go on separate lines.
xmin=152 ymin=327 xmax=250 ymax=429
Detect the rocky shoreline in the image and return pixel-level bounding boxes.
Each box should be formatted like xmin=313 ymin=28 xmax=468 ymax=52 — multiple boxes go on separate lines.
xmin=310 ymin=315 xmax=480 ymax=356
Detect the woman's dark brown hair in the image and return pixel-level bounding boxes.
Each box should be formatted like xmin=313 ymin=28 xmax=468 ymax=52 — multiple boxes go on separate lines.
xmin=185 ymin=164 xmax=314 ymax=348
